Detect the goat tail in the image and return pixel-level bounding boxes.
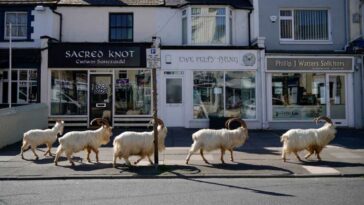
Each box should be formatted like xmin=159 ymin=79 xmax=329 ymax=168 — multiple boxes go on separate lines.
xmin=280 ymin=134 xmax=288 ymax=143
xmin=192 ymin=133 xmax=198 ymax=141
xmin=113 ymin=139 xmax=121 ymax=152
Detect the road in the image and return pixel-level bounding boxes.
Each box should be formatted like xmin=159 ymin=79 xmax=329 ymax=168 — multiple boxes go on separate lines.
xmin=0 ymin=177 xmax=363 ymax=205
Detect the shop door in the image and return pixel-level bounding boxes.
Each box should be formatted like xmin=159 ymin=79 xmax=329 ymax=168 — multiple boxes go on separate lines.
xmin=89 ymin=74 xmax=113 ymax=126
xmin=163 ymin=73 xmax=184 ymax=127
xmin=327 ymin=74 xmax=347 ymax=126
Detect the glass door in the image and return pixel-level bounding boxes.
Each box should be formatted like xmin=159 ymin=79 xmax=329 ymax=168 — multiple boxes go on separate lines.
xmin=327 ymin=74 xmax=347 ymax=126
xmin=162 ymin=71 xmax=184 ymax=127
xmin=89 ymin=74 xmax=113 ymax=126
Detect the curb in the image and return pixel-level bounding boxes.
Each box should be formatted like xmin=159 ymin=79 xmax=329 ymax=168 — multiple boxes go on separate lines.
xmin=1 ymin=173 xmax=363 ymax=181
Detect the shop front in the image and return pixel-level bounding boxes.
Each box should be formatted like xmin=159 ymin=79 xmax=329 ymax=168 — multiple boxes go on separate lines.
xmin=160 ymin=49 xmax=262 ymax=128
xmin=265 ymin=55 xmax=354 ymax=128
xmin=47 ymin=42 xmax=152 ymax=127
xmin=0 ymin=49 xmax=40 ymax=108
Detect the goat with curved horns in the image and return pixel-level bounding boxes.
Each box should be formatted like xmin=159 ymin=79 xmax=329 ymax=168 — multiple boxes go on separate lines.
xmin=280 ymin=116 xmax=336 ymax=162
xmin=186 ymin=118 xmax=249 ymax=164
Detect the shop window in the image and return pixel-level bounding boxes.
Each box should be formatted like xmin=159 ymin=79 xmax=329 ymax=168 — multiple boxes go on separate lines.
xmin=0 ymin=69 xmax=38 ymax=107
xmin=280 ymin=9 xmax=329 ymax=41
xmin=182 ymin=7 xmax=232 ymax=45
xmin=114 ymin=70 xmax=151 ymax=115
xmin=272 ymin=73 xmax=326 ymax=120
xmin=109 ymin=13 xmax=133 ymax=42
xmin=193 ymin=71 xmax=256 ymax=119
xmin=4 ymin=12 xmax=28 ymax=40
xmin=51 ymin=71 xmax=87 ymax=115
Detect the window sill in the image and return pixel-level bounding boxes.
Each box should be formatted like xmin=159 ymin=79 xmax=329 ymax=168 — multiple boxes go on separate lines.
xmin=279 ymin=40 xmax=333 ymax=45
xmin=0 ymin=39 xmax=33 ymax=42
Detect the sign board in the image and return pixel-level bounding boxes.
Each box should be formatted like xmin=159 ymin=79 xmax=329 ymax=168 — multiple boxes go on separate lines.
xmin=266 ymin=57 xmax=354 ymax=72
xmin=162 ymin=50 xmax=258 ymax=70
xmin=146 ymin=48 xmax=161 ymax=68
xmin=48 ymin=43 xmax=148 ymax=68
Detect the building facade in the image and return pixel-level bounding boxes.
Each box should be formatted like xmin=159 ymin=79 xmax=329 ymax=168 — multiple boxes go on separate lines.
xmin=0 ymin=0 xmax=58 ymax=109
xmin=258 ymin=0 xmax=361 ymax=129
xmin=1 ymin=0 xmax=362 ymax=129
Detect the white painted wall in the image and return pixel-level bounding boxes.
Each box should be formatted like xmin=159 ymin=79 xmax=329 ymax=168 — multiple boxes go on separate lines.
xmin=0 ymin=104 xmax=48 ymax=149
xmin=58 ymin=6 xmax=250 ymax=46
xmin=0 ymin=7 xmax=59 ymax=48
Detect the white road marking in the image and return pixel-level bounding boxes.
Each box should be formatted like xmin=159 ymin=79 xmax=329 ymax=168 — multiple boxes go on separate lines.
xmin=302 ymin=165 xmax=340 ymax=174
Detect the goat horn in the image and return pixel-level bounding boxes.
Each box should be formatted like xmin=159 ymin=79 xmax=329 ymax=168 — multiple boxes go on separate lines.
xmin=228 ymin=118 xmax=247 ymax=129
xmin=90 ymin=118 xmax=102 ymax=126
xmin=156 ymin=118 xmax=164 ymax=128
xmin=225 ymin=118 xmax=233 ymax=129
xmin=101 ymin=118 xmax=110 ymax=127
xmin=315 ymin=116 xmax=333 ymax=125
xmin=225 ymin=118 xmax=234 ymax=129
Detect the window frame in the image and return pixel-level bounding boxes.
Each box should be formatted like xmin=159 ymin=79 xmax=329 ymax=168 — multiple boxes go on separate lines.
xmin=279 ymin=8 xmax=332 ymax=43
xmin=182 ymin=6 xmax=233 ymax=46
xmin=1 ymin=68 xmax=38 ymax=105
xmin=109 ymin=13 xmax=134 ymax=42
xmin=4 ymin=11 xmax=28 ymax=40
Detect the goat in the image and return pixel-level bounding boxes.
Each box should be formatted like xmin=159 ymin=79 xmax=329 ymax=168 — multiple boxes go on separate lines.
xmin=185 ymin=118 xmax=248 ymax=164
xmin=54 ymin=118 xmax=112 ymax=166
xmin=112 ymin=118 xmax=167 ymax=167
xmin=280 ymin=116 xmax=336 ymax=162
xmin=21 ymin=120 xmax=64 ymax=160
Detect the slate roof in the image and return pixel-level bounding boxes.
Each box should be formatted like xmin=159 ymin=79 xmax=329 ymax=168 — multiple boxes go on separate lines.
xmin=165 ymin=0 xmax=253 ymax=9
xmin=57 ymin=0 xmax=164 ymax=6
xmin=0 ymin=0 xmax=57 ymax=4
xmin=0 ymin=0 xmax=253 ymax=9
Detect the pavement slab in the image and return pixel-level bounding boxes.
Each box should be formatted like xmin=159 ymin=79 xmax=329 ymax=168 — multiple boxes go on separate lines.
xmin=0 ymin=128 xmax=363 ymax=179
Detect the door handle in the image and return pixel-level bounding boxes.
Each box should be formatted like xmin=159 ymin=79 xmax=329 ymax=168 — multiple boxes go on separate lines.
xmin=96 ymin=103 xmax=106 ymax=108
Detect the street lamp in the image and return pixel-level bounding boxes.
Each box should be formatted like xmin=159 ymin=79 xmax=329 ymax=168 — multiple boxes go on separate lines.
xmin=8 ymin=23 xmax=12 ymax=108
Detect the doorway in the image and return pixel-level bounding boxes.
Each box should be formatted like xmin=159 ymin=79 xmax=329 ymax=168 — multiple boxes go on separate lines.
xmin=326 ymin=74 xmax=347 ymax=126
xmin=89 ymin=74 xmax=113 ymax=126
xmin=162 ymin=71 xmax=184 ymax=127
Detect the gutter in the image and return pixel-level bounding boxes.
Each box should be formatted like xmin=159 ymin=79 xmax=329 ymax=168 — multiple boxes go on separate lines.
xmin=51 ymin=7 xmax=62 ymax=42
xmin=248 ymin=9 xmax=253 ymax=47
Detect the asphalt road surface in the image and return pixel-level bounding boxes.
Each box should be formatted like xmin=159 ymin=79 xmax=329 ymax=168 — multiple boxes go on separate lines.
xmin=0 ymin=177 xmax=363 ymax=205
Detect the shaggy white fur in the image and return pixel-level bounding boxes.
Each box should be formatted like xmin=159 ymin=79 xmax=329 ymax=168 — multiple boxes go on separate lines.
xmin=54 ymin=119 xmax=112 ymax=166
xmin=281 ymin=116 xmax=336 ymax=162
xmin=21 ymin=120 xmax=64 ymax=160
xmin=113 ymin=120 xmax=167 ymax=167
xmin=185 ymin=118 xmax=248 ymax=164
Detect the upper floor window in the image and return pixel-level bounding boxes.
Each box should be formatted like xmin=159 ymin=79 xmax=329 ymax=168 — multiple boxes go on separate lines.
xmin=182 ymin=7 xmax=232 ymax=45
xmin=280 ymin=9 xmax=329 ymax=41
xmin=4 ymin=12 xmax=28 ymax=40
xmin=109 ymin=13 xmax=133 ymax=42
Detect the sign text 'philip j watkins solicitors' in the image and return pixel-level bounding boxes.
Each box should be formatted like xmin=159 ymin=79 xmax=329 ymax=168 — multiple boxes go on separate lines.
xmin=48 ymin=43 xmax=146 ymax=68
xmin=267 ymin=57 xmax=353 ymax=71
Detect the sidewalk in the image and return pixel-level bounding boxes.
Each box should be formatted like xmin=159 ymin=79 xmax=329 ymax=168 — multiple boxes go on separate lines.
xmin=0 ymin=128 xmax=363 ymax=180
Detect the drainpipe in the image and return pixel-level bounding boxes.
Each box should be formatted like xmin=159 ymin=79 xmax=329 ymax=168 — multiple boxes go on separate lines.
xmin=248 ymin=9 xmax=253 ymax=47
xmin=51 ymin=8 xmax=62 ymax=42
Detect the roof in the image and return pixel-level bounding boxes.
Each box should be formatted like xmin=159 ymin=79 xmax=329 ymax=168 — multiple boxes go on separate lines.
xmin=57 ymin=0 xmax=164 ymax=6
xmin=165 ymin=0 xmax=253 ymax=9
xmin=0 ymin=0 xmax=58 ymax=5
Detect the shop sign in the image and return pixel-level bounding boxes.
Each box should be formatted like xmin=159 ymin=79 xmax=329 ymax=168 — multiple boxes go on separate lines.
xmin=267 ymin=57 xmax=353 ymax=72
xmin=48 ymin=43 xmax=147 ymax=68
xmin=162 ymin=50 xmax=258 ymax=70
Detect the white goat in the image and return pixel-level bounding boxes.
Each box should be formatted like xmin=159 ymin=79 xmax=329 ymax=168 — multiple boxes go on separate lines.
xmin=280 ymin=116 xmax=337 ymax=162
xmin=185 ymin=118 xmax=249 ymax=164
xmin=54 ymin=118 xmax=113 ymax=166
xmin=113 ymin=118 xmax=168 ymax=167
xmin=21 ymin=120 xmax=64 ymax=160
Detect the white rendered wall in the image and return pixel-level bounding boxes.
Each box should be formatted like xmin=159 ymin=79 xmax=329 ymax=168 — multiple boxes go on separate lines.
xmin=58 ymin=6 xmax=250 ymax=46
xmin=0 ymin=7 xmax=59 ymax=48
